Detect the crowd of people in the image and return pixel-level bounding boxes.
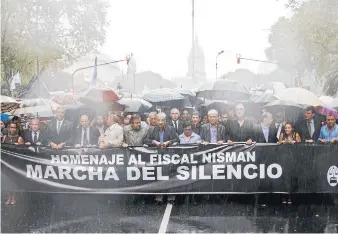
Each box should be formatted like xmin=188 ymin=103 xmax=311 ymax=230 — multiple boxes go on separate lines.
xmin=1 ymin=103 xmax=338 ymax=150
xmin=1 ymin=103 xmax=338 ymax=205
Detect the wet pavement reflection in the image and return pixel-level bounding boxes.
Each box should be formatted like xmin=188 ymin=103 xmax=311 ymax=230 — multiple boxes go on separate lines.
xmin=1 ymin=193 xmax=338 ymax=233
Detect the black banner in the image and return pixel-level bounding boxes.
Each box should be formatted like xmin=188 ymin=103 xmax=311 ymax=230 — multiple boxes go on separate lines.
xmin=1 ymin=143 xmax=337 ymax=194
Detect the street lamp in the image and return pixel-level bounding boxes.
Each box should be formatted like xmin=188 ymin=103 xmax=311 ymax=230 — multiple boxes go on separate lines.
xmin=216 ymin=50 xmax=224 ymax=80
xmin=71 ymin=59 xmax=126 ymax=92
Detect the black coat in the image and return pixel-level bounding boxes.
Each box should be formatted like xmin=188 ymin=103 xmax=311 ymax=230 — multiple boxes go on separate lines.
xmin=143 ymin=125 xmax=179 ymax=146
xmin=200 ymin=123 xmax=227 ymax=142
xmin=168 ymin=119 xmax=184 ymax=135
xmin=45 ymin=119 xmax=74 ymax=145
xmin=253 ymin=124 xmax=278 ymax=143
xmin=71 ymin=126 xmax=100 ymax=146
xmin=23 ymin=129 xmax=45 ymax=145
xmin=192 ymin=124 xmax=201 ymax=135
xmin=295 ymin=118 xmax=322 ymax=142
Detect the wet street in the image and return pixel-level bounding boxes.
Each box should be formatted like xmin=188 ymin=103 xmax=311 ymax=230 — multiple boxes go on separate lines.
xmin=1 ymin=193 xmax=338 ymax=233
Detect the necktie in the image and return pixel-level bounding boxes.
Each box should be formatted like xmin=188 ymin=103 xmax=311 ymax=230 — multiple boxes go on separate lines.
xmin=174 ymin=121 xmax=178 ymax=131
xmin=57 ymin=121 xmax=61 ymax=134
xmin=83 ymin=128 xmax=89 ymax=146
xmin=34 ymin=132 xmax=38 ymax=143
xmin=307 ymin=121 xmax=313 ymax=137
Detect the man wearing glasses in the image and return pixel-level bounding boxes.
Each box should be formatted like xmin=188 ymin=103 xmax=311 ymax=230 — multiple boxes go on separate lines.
xmin=179 ymin=121 xmax=201 ymax=144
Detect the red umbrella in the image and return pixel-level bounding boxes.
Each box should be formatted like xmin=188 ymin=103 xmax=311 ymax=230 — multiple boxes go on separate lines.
xmin=83 ymin=87 xmax=120 ymax=102
xmin=51 ymin=93 xmax=81 ymax=105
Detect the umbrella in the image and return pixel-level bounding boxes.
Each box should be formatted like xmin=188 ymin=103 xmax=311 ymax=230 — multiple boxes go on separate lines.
xmin=263 ymin=100 xmax=305 ymax=110
xmin=173 ymin=88 xmax=196 ymax=97
xmin=0 ymin=95 xmax=20 ymax=113
xmin=319 ymin=96 xmax=338 ymax=109
xmin=315 ymin=106 xmax=338 ymax=119
xmin=249 ymin=93 xmax=278 ymax=104
xmin=276 ymin=88 xmax=323 ymax=106
xmin=196 ymin=79 xmax=250 ymax=100
xmin=142 ymin=88 xmax=185 ymax=103
xmin=117 ymin=98 xmax=154 ymax=113
xmin=51 ymin=93 xmax=81 ymax=105
xmin=12 ymin=98 xmax=59 ymax=115
xmin=83 ymin=87 xmax=120 ymax=102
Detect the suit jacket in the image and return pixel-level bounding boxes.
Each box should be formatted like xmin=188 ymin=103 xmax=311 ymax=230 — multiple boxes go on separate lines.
xmin=72 ymin=126 xmax=100 ymax=146
xmin=192 ymin=124 xmax=201 ymax=135
xmin=200 ymin=123 xmax=226 ymax=142
xmin=143 ymin=125 xmax=179 ymax=146
xmin=45 ymin=119 xmax=74 ymax=145
xmin=253 ymin=124 xmax=278 ymax=143
xmin=295 ymin=118 xmax=321 ymax=141
xmin=23 ymin=129 xmax=45 ymax=145
xmin=168 ymin=119 xmax=184 ymax=135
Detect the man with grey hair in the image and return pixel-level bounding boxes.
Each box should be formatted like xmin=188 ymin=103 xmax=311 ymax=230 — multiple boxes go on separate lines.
xmin=143 ymin=112 xmax=179 ymax=147
xmin=99 ymin=113 xmax=123 ymax=148
xmin=168 ymin=108 xmax=183 ymax=135
xmin=200 ymin=109 xmax=226 ymax=145
xmin=147 ymin=112 xmax=157 ymax=127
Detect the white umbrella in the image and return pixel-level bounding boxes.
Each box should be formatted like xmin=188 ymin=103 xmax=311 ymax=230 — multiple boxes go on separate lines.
xmin=276 ymin=88 xmax=323 ymax=106
xmin=12 ymin=98 xmax=59 ymax=115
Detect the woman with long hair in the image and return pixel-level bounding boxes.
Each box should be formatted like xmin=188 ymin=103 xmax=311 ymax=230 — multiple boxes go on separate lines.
xmin=2 ymin=121 xmax=24 ymax=205
xmin=278 ymin=122 xmax=301 ymax=144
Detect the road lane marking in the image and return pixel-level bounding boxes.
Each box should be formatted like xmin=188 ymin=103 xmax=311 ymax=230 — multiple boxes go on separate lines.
xmin=158 ymin=203 xmax=173 ymax=233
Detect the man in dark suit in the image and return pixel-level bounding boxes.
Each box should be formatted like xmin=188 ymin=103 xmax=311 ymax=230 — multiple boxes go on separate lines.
xmin=200 ymin=109 xmax=226 ymax=145
xmin=254 ymin=112 xmax=278 ymax=143
xmin=23 ymin=118 xmax=44 ymax=145
xmin=191 ymin=111 xmax=201 ymax=135
xmin=144 ymin=112 xmax=179 ymax=147
xmin=168 ymin=108 xmax=184 ymax=135
xmin=45 ymin=106 xmax=73 ymax=150
xmin=295 ymin=106 xmax=322 ymax=142
xmin=72 ymin=115 xmax=100 ymax=147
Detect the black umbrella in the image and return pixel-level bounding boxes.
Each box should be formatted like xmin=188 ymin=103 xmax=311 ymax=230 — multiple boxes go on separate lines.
xmin=142 ymin=88 xmax=185 ymax=103
xmin=196 ymin=79 xmax=250 ymax=100
xmin=117 ymin=98 xmax=154 ymax=113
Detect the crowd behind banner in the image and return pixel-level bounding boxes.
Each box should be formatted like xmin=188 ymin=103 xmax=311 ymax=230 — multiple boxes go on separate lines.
xmin=1 ymin=103 xmax=338 ymax=205
xmin=1 ymin=103 xmax=338 ymax=149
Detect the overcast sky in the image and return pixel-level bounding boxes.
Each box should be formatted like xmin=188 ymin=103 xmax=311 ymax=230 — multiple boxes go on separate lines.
xmin=101 ymin=0 xmax=291 ymax=80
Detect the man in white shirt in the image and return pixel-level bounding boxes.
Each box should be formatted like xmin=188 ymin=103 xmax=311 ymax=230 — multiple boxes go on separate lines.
xmin=99 ymin=114 xmax=123 ymax=148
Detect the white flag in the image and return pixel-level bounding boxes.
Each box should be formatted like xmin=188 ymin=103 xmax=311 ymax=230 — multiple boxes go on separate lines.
xmin=10 ymin=74 xmax=16 ymax=90
xmin=14 ymin=72 xmax=21 ymax=84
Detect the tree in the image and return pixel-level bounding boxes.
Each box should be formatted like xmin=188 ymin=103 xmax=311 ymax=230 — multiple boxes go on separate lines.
xmin=267 ymin=0 xmax=338 ymax=95
xmin=1 ymin=0 xmax=110 ymax=92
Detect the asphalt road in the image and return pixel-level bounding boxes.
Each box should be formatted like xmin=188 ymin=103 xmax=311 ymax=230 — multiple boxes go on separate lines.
xmin=1 ymin=193 xmax=338 ymax=233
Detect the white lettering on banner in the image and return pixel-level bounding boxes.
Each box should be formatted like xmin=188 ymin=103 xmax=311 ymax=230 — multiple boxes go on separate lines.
xmin=26 ymin=165 xmax=121 ymax=180
xmin=51 ymin=154 xmax=125 ymax=165
xmin=175 ymin=164 xmax=282 ymax=180
xmin=202 ymin=152 xmax=256 ymax=163
xmin=127 ymin=167 xmax=140 ymax=180
xmin=27 ymin=165 xmax=43 ymax=178
xmin=227 ymin=165 xmax=242 ymax=179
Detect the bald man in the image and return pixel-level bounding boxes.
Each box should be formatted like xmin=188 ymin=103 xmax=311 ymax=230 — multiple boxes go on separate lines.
xmin=72 ymin=115 xmax=100 ymax=147
xmin=23 ymin=118 xmax=44 ymax=145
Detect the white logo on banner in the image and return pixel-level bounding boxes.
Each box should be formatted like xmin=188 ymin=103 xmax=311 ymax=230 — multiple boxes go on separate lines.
xmin=327 ymin=166 xmax=338 ymax=187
